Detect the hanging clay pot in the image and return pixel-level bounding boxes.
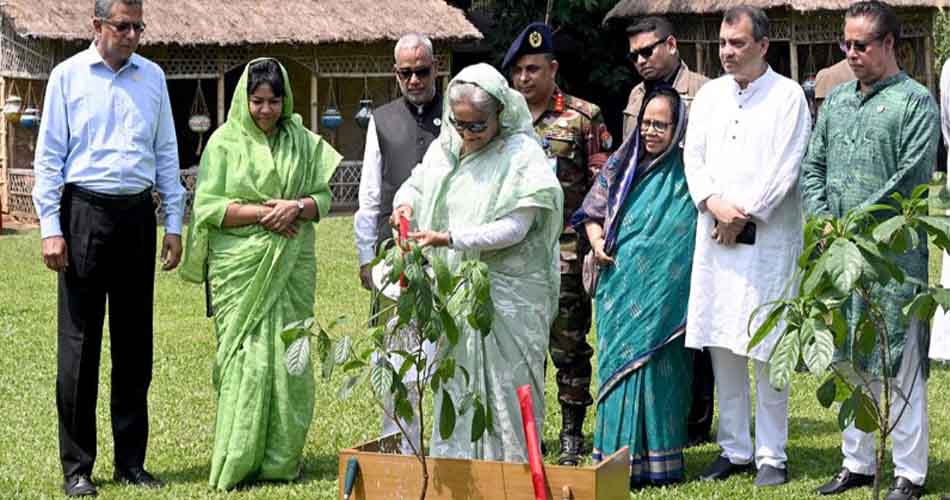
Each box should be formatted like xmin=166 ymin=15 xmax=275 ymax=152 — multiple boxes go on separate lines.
xmin=18 ymin=107 xmax=39 ymax=129
xmin=188 ymin=114 xmax=212 ymax=133
xmin=3 ymin=95 xmax=22 ymax=125
xmin=322 ymin=104 xmax=343 ymax=130
xmin=355 ymin=99 xmax=373 ymax=129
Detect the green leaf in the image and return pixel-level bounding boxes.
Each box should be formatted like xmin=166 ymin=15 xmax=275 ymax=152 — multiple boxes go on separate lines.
xmin=281 ymin=327 xmax=309 ymax=347
xmin=824 ymin=239 xmax=865 ymax=294
xmin=439 ymin=389 xmax=457 ymax=440
xmin=284 ymin=337 xmax=310 ymax=376
xmin=801 ymin=257 xmax=828 ymax=295
xmin=932 ymin=287 xmax=950 ymax=310
xmin=471 ymin=398 xmax=487 ymax=442
xmin=872 ymin=215 xmax=905 ymax=245
xmin=903 ymin=292 xmax=937 ymax=322
xmin=431 ymin=256 xmax=455 ymax=297
xmin=342 ymin=359 xmax=367 ymax=373
xmin=852 ymin=390 xmax=879 ymax=433
xmin=318 ymin=330 xmax=334 ymax=379
xmin=395 ymin=396 xmax=415 ymax=423
xmin=397 ymin=288 xmax=415 ymax=326
xmin=816 ymin=375 xmax=837 ymax=408
xmin=338 ymin=374 xmax=361 ymax=399
xmin=457 ymin=392 xmax=475 ymax=416
xmin=917 ymin=216 xmax=950 ymax=252
xmin=857 ymin=318 xmax=877 ymax=355
xmin=334 ymin=336 xmax=352 ymax=365
xmin=440 ymin=309 xmax=460 ymax=346
xmin=829 ymin=308 xmax=849 ymax=348
xmin=803 ymin=319 xmax=835 ymax=376
xmin=768 ymin=328 xmax=800 ymax=390
xmin=747 ymin=302 xmax=786 ymax=351
xmin=837 ymin=395 xmax=855 ymax=431
xmin=370 ymin=362 xmax=394 ymax=397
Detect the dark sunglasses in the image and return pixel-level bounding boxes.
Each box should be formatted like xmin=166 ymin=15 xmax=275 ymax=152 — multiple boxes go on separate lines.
xmin=449 ymin=116 xmax=489 ymax=134
xmin=395 ymin=66 xmax=433 ymax=80
xmin=98 ymin=18 xmax=146 ymax=34
xmin=839 ymin=34 xmax=884 ymax=54
xmin=626 ymin=38 xmax=666 ymax=63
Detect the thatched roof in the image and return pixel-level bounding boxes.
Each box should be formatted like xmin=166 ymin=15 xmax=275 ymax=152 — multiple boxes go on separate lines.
xmin=605 ymin=0 xmax=947 ymax=21
xmin=0 ymin=0 xmax=481 ymax=45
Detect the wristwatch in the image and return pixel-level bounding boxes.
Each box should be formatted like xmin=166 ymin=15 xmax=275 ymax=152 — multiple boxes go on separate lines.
xmin=295 ymin=199 xmax=305 ymax=217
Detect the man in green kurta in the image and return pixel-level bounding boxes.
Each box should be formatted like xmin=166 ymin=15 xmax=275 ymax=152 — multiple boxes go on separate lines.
xmin=801 ymin=3 xmax=938 ymax=499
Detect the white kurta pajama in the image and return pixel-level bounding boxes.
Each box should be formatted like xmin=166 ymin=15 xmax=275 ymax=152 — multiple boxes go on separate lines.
xmin=683 ymin=67 xmax=812 ymax=468
xmin=933 ymin=59 xmax=950 ymax=361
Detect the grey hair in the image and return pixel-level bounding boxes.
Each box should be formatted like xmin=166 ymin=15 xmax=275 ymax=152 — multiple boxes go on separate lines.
xmin=95 ymin=0 xmax=142 ymax=18
xmin=447 ymin=82 xmax=500 ymax=116
xmin=394 ymin=33 xmax=434 ymax=61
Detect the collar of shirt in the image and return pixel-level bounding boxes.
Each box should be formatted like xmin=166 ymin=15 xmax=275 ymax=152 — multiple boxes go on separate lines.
xmin=730 ymin=65 xmax=775 ymax=101
xmin=404 ymin=92 xmax=440 ymax=116
xmin=855 ymin=71 xmax=908 ymax=103
xmin=80 ymin=43 xmax=140 ymax=76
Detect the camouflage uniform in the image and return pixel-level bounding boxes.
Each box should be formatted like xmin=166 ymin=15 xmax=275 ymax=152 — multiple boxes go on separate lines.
xmin=534 ymin=88 xmax=611 ymax=410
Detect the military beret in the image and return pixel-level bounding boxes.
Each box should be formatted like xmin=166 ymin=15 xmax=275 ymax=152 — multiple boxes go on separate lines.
xmin=502 ymin=22 xmax=554 ymax=69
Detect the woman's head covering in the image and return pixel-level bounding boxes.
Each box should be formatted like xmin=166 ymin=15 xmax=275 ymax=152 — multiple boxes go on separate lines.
xmin=439 ymin=63 xmax=536 ymax=160
xmin=634 ymin=83 xmax=686 ymax=159
xmin=229 ymin=57 xmax=297 ymax=138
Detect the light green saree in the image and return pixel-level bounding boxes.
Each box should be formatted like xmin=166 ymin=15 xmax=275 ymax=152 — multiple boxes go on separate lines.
xmin=394 ymin=63 xmax=563 ymax=462
xmin=180 ymin=58 xmax=341 ymax=490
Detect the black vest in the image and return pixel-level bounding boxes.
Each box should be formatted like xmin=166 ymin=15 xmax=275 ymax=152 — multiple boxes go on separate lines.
xmin=372 ymin=93 xmax=442 ymax=244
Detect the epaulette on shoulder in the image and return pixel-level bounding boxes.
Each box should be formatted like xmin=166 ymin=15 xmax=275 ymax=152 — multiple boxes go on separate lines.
xmin=562 ymin=94 xmax=598 ymax=119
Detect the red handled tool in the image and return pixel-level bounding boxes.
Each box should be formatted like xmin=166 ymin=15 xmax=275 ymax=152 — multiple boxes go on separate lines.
xmin=517 ymin=384 xmax=548 ymax=500
xmin=398 ymin=215 xmax=409 ymax=288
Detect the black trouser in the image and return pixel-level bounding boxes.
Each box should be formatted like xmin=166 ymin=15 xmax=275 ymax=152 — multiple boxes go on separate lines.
xmin=57 ymin=184 xmax=156 ymax=478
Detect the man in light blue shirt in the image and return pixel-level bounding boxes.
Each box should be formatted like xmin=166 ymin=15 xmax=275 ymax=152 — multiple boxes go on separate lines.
xmin=30 ymin=0 xmax=182 ymax=496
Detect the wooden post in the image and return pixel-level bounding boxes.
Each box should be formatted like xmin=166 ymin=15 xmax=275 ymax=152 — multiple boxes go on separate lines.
xmin=924 ymin=32 xmax=935 ymax=93
xmin=311 ymin=72 xmax=319 ymax=134
xmin=695 ymin=43 xmax=705 ymax=75
xmin=789 ymin=42 xmax=800 ymax=83
xmin=216 ymin=69 xmax=226 ymax=127
xmin=0 ymin=76 xmax=6 ymax=215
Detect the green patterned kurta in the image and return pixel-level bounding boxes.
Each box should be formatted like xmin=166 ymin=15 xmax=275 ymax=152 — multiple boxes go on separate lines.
xmin=801 ymin=72 xmax=939 ymax=376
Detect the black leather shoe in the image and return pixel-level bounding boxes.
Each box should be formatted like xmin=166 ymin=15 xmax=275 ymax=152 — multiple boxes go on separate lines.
xmin=816 ymin=468 xmax=874 ymax=495
xmin=63 ymin=474 xmax=97 ymax=497
xmin=884 ymin=477 xmax=923 ymax=500
xmin=113 ymin=467 xmax=164 ymax=488
xmin=699 ymin=456 xmax=753 ymax=481
xmin=557 ymin=405 xmax=586 ymax=466
xmin=754 ymin=464 xmax=789 ymax=487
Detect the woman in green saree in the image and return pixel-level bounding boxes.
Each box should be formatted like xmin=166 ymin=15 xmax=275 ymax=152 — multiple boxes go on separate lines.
xmin=391 ymin=63 xmax=563 ymax=462
xmin=180 ymin=59 xmax=341 ymax=490
xmin=572 ymin=87 xmax=696 ymax=488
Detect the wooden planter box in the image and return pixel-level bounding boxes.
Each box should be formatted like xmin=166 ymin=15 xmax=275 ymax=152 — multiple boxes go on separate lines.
xmin=338 ymin=434 xmax=630 ymax=499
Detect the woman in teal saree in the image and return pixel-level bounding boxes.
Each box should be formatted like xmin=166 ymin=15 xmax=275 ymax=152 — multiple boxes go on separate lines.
xmin=180 ymin=59 xmax=341 ymax=490
xmin=573 ymin=87 xmax=696 ymax=487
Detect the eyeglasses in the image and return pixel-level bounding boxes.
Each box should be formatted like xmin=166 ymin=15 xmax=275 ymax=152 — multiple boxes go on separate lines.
xmin=640 ymin=119 xmax=671 ymax=134
xmin=626 ymin=38 xmax=666 ymax=63
xmin=98 ymin=18 xmax=146 ymax=34
xmin=839 ymin=34 xmax=884 ymax=54
xmin=395 ymin=66 xmax=433 ymax=80
xmin=449 ymin=116 xmax=489 ymax=134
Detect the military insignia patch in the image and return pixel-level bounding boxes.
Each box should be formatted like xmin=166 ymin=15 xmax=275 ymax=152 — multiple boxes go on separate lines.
xmin=434 ymin=117 xmax=442 ymax=127
xmin=529 ymin=31 xmax=543 ymax=48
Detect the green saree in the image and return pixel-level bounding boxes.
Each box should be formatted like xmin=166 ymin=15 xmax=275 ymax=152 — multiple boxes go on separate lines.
xmin=180 ymin=59 xmax=341 ymax=490
xmin=394 ymin=63 xmax=563 ymax=462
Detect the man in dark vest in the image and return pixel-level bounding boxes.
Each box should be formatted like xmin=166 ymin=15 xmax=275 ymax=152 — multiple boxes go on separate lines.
xmin=353 ymin=32 xmax=442 ymax=453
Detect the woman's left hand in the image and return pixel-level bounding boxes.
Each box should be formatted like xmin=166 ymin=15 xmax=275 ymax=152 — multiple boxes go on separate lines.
xmin=408 ymin=230 xmax=449 ymax=248
xmin=260 ymin=199 xmax=300 ymax=233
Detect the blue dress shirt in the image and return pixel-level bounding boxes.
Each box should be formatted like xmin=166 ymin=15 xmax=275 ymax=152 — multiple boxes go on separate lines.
xmin=31 ymin=44 xmax=185 ymax=237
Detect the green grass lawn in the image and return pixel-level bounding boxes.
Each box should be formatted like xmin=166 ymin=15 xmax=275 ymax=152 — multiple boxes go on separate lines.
xmin=2 ymin=215 xmax=950 ymax=499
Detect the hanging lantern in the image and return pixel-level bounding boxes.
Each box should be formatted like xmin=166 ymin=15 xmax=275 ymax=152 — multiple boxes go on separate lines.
xmin=189 ymin=80 xmax=212 ymax=155
xmin=321 ymin=78 xmax=343 ymax=130
xmin=354 ymin=76 xmax=373 ymax=129
xmin=19 ymin=107 xmax=39 ymax=129
xmin=3 ymin=80 xmax=22 ymax=125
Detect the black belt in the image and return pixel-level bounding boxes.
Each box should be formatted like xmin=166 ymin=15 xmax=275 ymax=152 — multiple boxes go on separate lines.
xmin=64 ymin=184 xmax=153 ymax=209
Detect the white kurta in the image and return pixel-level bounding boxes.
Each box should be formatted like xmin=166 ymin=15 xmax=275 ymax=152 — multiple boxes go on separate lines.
xmin=684 ymin=67 xmax=812 ymax=362
xmin=932 ymin=58 xmax=950 ymax=361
